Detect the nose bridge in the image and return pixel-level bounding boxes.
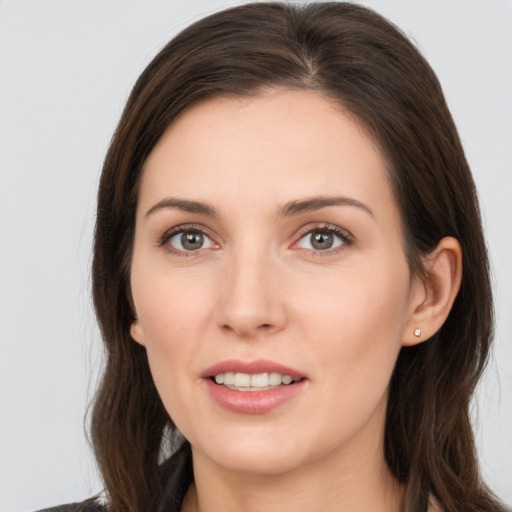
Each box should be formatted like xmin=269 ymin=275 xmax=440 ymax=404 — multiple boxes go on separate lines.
xmin=217 ymin=236 xmax=283 ymax=336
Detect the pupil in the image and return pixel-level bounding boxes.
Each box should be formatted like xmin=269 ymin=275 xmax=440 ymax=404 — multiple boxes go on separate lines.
xmin=182 ymin=232 xmax=204 ymax=250
xmin=312 ymin=232 xmax=333 ymax=250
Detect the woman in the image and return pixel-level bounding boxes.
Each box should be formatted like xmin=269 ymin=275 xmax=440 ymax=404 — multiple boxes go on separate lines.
xmin=38 ymin=2 xmax=506 ymax=511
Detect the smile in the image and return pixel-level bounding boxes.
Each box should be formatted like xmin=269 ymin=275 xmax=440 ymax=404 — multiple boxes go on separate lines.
xmin=213 ymin=372 xmax=298 ymax=391
xmin=202 ymin=360 xmax=307 ymax=414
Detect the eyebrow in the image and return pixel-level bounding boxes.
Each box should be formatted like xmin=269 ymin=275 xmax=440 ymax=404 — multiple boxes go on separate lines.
xmin=278 ymin=196 xmax=374 ymax=218
xmin=145 ymin=198 xmax=219 ymax=218
xmin=145 ymin=195 xmax=374 ymax=218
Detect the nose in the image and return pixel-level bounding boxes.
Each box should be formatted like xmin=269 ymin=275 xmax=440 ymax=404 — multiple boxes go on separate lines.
xmin=215 ymin=247 xmax=286 ymax=338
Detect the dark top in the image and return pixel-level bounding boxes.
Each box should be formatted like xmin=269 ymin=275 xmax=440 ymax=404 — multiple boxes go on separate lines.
xmin=36 ymin=500 xmax=104 ymax=512
xmin=35 ymin=441 xmax=510 ymax=512
xmin=36 ymin=442 xmax=193 ymax=512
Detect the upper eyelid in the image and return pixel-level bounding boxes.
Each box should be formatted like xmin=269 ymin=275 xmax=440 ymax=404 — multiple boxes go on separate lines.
xmin=160 ymin=223 xmax=214 ymax=239
xmin=293 ymin=222 xmax=353 ymax=239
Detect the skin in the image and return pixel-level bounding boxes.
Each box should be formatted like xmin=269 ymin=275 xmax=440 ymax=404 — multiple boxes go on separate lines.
xmin=130 ymin=89 xmax=461 ymax=512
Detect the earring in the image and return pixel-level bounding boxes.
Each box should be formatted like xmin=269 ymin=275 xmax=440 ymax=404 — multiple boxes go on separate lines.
xmin=414 ymin=328 xmax=421 ymax=337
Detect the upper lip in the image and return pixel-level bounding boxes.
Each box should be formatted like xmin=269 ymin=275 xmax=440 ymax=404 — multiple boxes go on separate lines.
xmin=201 ymin=359 xmax=306 ymax=380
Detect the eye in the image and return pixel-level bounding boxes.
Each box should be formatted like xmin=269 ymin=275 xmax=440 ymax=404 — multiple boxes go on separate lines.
xmin=295 ymin=227 xmax=349 ymax=251
xmin=167 ymin=229 xmax=215 ymax=252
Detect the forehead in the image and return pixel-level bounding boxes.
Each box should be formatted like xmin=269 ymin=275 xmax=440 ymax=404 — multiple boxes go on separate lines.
xmin=139 ymin=89 xmax=395 ymax=219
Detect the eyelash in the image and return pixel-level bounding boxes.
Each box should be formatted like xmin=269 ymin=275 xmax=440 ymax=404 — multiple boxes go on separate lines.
xmin=294 ymin=224 xmax=354 ymax=255
xmin=159 ymin=223 xmax=217 ymax=257
xmin=158 ymin=223 xmax=354 ymax=256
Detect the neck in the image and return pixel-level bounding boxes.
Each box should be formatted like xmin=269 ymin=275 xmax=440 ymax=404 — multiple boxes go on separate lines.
xmin=181 ymin=411 xmax=404 ymax=512
xmin=184 ymin=461 xmax=403 ymax=512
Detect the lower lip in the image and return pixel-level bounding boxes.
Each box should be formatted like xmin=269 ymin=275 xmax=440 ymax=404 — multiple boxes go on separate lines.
xmin=204 ymin=378 xmax=306 ymax=414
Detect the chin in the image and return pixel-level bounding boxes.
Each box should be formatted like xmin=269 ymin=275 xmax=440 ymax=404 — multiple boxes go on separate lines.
xmin=205 ymin=444 xmax=306 ymax=476
xmin=187 ymin=421 xmax=328 ymax=478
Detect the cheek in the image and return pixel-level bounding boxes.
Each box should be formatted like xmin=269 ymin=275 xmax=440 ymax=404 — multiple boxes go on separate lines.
xmin=132 ymin=283 xmax=203 ymax=429
xmin=130 ymin=258 xmax=224 ymax=410
xmin=131 ymin=254 xmax=215 ymax=340
xmin=293 ymin=261 xmax=411 ymax=387
xmin=296 ymin=258 xmax=410 ymax=332
xmin=133 ymin=296 xmax=201 ymax=365
xmin=281 ymin=263 xmax=411 ymax=449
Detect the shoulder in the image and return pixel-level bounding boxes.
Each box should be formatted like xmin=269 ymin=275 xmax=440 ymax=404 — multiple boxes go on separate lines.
xmin=428 ymin=495 xmax=510 ymax=512
xmin=35 ymin=498 xmax=105 ymax=512
xmin=34 ymin=443 xmax=192 ymax=512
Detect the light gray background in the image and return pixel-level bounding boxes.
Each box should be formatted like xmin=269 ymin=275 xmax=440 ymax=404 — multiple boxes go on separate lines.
xmin=0 ymin=1 xmax=510 ymax=510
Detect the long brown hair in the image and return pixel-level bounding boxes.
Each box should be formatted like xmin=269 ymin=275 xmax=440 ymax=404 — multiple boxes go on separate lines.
xmin=91 ymin=3 xmax=502 ymax=511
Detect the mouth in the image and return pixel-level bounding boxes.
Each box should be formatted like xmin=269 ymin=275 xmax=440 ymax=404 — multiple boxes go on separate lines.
xmin=201 ymin=359 xmax=307 ymax=414
xmin=210 ymin=372 xmax=304 ymax=392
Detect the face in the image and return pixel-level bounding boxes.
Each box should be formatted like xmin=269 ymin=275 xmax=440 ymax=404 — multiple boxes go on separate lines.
xmin=130 ymin=89 xmax=423 ymax=477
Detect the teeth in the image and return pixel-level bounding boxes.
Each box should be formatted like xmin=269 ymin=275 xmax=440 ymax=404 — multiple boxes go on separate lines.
xmin=281 ymin=375 xmax=293 ymax=385
xmin=250 ymin=373 xmax=268 ymax=387
xmin=269 ymin=372 xmax=282 ymax=385
xmin=213 ymin=372 xmax=297 ymax=390
xmin=234 ymin=373 xmax=251 ymax=387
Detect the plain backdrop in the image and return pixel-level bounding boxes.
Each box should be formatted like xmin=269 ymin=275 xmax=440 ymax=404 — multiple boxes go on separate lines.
xmin=0 ymin=1 xmax=510 ymax=510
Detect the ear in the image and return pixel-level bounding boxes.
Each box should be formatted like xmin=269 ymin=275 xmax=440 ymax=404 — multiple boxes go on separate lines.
xmin=130 ymin=318 xmax=146 ymax=346
xmin=402 ymin=236 xmax=462 ymax=346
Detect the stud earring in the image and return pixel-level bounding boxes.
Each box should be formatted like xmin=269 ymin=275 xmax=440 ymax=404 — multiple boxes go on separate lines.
xmin=414 ymin=328 xmax=421 ymax=337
